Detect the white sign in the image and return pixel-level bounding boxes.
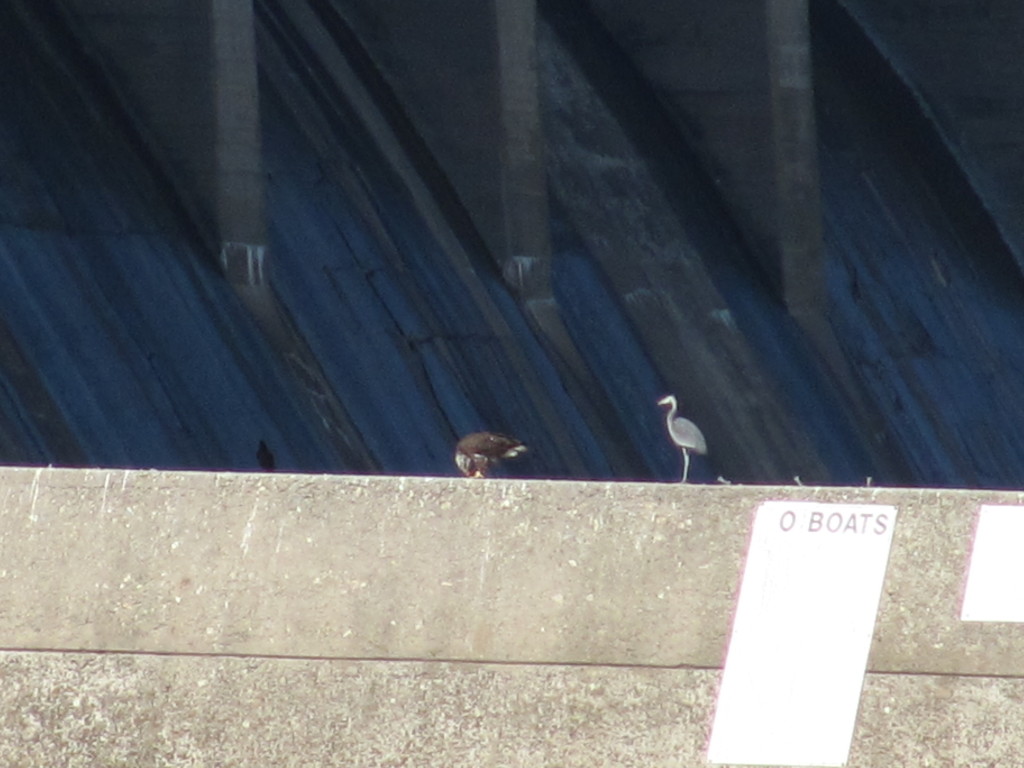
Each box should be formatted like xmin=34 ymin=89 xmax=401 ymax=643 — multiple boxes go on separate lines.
xmin=707 ymin=501 xmax=898 ymax=766
xmin=961 ymin=505 xmax=1024 ymax=622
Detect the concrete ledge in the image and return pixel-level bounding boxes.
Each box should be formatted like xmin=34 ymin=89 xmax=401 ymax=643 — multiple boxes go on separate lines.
xmin=0 ymin=651 xmax=1022 ymax=767
xmin=2 ymin=468 xmax=1024 ymax=765
xmin=0 ymin=468 xmax=1020 ymax=676
xmin=0 ymin=468 xmax=741 ymax=664
xmin=0 ymin=652 xmax=707 ymax=766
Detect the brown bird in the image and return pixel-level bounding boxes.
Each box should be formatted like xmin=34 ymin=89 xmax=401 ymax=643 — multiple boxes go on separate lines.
xmin=455 ymin=431 xmax=528 ymax=478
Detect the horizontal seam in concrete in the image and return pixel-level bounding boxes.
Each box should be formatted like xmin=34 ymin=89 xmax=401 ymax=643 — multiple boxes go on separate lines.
xmin=865 ymin=667 xmax=1024 ymax=681
xmin=0 ymin=646 xmax=717 ymax=671
xmin=3 ymin=647 xmax=1023 ymax=685
xmin=4 ymin=647 xmax=1019 ymax=683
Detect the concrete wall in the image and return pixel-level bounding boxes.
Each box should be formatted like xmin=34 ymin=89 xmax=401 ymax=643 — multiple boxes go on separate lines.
xmin=1 ymin=466 xmax=1022 ymax=764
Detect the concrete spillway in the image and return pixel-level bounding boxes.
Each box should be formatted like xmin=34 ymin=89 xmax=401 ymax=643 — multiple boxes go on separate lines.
xmin=1 ymin=0 xmax=1024 ymax=486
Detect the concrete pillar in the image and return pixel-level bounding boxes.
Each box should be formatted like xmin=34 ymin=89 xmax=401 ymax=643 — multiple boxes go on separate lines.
xmin=210 ymin=0 xmax=268 ymax=286
xmin=585 ymin=0 xmax=825 ymax=317
xmin=494 ymin=0 xmax=553 ymax=305
xmin=766 ymin=0 xmax=825 ymax=319
xmin=336 ymin=0 xmax=553 ymax=299
xmin=492 ymin=1 xmax=640 ymax=474
xmin=60 ymin=0 xmax=267 ymax=286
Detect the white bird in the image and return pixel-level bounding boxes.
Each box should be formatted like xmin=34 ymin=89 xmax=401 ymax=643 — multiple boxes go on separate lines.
xmin=657 ymin=394 xmax=707 ymax=483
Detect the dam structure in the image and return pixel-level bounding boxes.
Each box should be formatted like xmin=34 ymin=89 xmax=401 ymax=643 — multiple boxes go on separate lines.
xmin=3 ymin=0 xmax=1024 ymax=763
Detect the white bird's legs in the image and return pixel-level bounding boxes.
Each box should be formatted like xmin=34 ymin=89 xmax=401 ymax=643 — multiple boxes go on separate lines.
xmin=682 ymin=449 xmax=691 ymax=483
